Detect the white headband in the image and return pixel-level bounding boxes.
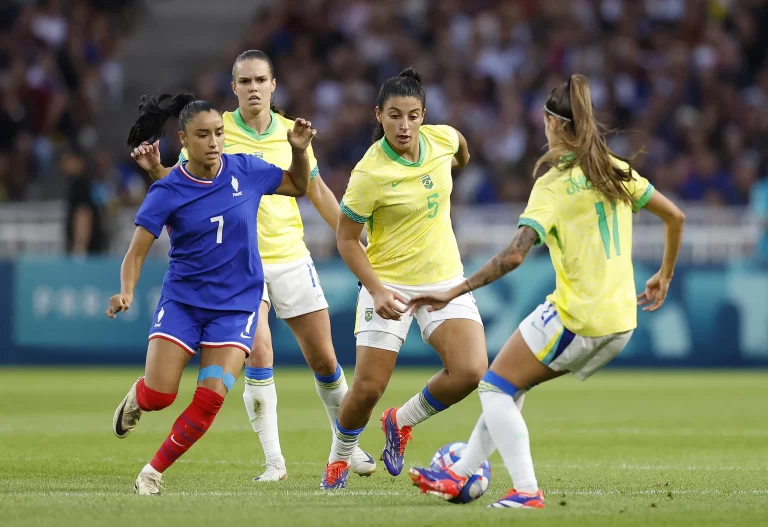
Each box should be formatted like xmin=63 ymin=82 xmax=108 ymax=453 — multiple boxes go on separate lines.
xmin=544 ymin=106 xmax=572 ymax=122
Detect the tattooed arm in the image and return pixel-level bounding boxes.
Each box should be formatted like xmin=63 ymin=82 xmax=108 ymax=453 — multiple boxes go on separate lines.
xmin=462 ymin=225 xmax=539 ymax=292
xmin=406 ymin=226 xmax=539 ymax=313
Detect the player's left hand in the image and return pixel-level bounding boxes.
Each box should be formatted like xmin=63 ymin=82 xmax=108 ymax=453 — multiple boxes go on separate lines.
xmin=407 ymin=290 xmax=456 ymax=314
xmin=287 ymin=118 xmax=317 ymax=151
xmin=637 ymin=272 xmax=671 ymax=312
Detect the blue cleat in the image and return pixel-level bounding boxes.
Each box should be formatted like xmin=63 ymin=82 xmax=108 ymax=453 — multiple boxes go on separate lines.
xmin=409 ymin=466 xmax=468 ymax=501
xmin=488 ymin=488 xmax=545 ymax=509
xmin=380 ymin=407 xmax=412 ymax=476
xmin=320 ymin=461 xmax=349 ymax=490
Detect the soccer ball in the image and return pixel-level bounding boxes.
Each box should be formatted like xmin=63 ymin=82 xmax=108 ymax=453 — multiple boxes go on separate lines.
xmin=430 ymin=442 xmax=491 ymax=504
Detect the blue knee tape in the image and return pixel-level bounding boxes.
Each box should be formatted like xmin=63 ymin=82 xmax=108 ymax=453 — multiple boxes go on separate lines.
xmin=222 ymin=373 xmax=236 ymax=391
xmin=198 ymin=365 xmax=236 ymax=391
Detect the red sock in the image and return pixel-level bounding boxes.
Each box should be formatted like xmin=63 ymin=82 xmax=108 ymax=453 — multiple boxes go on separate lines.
xmin=149 ymin=387 xmax=224 ymax=473
xmin=136 ymin=378 xmax=176 ymax=411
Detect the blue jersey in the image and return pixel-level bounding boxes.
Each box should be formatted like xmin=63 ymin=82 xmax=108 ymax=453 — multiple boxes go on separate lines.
xmin=135 ymin=153 xmax=283 ymax=312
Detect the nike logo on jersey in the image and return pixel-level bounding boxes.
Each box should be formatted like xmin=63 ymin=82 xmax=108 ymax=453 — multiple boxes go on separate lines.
xmin=170 ymin=435 xmax=183 ymax=447
xmin=391 ymin=178 xmax=406 ymax=187
xmin=240 ymin=312 xmax=256 ymax=339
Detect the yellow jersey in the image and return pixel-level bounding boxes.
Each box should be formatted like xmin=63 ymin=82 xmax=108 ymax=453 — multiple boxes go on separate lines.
xmin=519 ymin=158 xmax=654 ymax=337
xmin=340 ymin=125 xmax=463 ymax=285
xmin=180 ymin=109 xmax=319 ymax=264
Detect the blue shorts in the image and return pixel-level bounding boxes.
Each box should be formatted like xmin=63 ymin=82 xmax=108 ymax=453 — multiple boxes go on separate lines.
xmin=148 ymin=296 xmax=257 ymax=356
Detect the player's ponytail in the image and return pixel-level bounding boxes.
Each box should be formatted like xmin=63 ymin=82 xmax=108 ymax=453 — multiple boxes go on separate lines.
xmin=536 ymin=74 xmax=637 ymax=204
xmin=127 ymin=93 xmax=217 ymax=148
xmin=373 ymin=67 xmax=426 ymax=143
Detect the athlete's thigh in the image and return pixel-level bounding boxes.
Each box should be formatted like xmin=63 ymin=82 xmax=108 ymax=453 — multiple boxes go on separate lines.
xmin=145 ymin=297 xmax=199 ymax=393
xmin=247 ymin=300 xmax=273 ymax=367
xmin=490 ymin=329 xmax=567 ymax=390
xmin=352 ymin=345 xmax=398 ymax=393
xmin=428 ymin=318 xmax=488 ymax=374
xmin=285 ymin=308 xmax=336 ymax=373
xmin=145 ymin=338 xmax=194 ymax=394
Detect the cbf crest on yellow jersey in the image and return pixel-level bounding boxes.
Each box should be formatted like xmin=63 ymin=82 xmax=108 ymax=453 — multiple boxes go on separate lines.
xmin=340 ymin=125 xmax=462 ymax=285
xmin=519 ymin=158 xmax=655 ymax=337
xmin=180 ymin=109 xmax=318 ymax=264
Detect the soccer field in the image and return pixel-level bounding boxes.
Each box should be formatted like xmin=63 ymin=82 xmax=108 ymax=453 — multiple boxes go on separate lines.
xmin=0 ymin=368 xmax=766 ymax=527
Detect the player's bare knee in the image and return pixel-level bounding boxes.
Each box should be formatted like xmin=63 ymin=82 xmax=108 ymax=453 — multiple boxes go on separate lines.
xmin=463 ymin=362 xmax=487 ymax=388
xmin=246 ymin=337 xmax=273 ymax=368
xmin=198 ymin=378 xmax=228 ymax=397
xmin=351 ymin=378 xmax=386 ymax=409
xmin=306 ymin=351 xmax=336 ymax=377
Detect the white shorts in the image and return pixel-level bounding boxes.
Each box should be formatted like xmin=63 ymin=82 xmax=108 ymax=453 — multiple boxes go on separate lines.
xmin=519 ymin=301 xmax=633 ymax=381
xmin=354 ymin=276 xmax=483 ymax=352
xmin=262 ymin=256 xmax=329 ymax=319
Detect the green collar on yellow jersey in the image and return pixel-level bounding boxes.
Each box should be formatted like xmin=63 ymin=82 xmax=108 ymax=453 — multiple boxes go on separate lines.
xmin=380 ymin=132 xmax=427 ymax=167
xmin=233 ymin=108 xmax=278 ymax=141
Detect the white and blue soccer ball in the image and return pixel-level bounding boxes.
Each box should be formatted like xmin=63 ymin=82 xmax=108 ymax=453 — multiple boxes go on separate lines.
xmin=430 ymin=442 xmax=491 ymax=504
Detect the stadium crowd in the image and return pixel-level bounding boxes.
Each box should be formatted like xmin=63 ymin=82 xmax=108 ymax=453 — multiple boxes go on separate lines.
xmin=1 ymin=0 xmax=767 ymax=257
xmin=0 ymin=0 xmax=136 ymax=202
xmin=179 ymin=0 xmax=768 ymax=209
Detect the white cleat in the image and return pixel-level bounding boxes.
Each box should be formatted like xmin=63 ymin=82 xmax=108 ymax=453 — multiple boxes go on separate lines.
xmin=253 ymin=457 xmax=288 ymax=482
xmin=134 ymin=470 xmax=163 ymax=496
xmin=350 ymin=446 xmax=376 ymax=477
xmin=113 ymin=377 xmax=143 ymax=439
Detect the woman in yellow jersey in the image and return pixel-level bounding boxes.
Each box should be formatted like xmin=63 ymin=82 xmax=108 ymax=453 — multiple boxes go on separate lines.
xmin=407 ymin=75 xmax=686 ymax=509
xmin=320 ymin=69 xmax=488 ymax=489
xmin=130 ymin=50 xmax=375 ymax=482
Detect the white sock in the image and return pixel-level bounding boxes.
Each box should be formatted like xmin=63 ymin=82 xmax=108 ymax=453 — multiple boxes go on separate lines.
xmin=141 ymin=463 xmax=161 ymax=476
xmin=450 ymin=415 xmax=497 ymax=478
xmin=396 ymin=385 xmax=449 ymax=428
xmin=480 ymin=390 xmax=538 ymax=493
xmin=329 ymin=420 xmax=363 ymax=464
xmin=243 ymin=367 xmax=283 ymax=466
xmin=314 ymin=364 xmax=348 ymax=437
xmin=514 ymin=391 xmax=527 ymax=412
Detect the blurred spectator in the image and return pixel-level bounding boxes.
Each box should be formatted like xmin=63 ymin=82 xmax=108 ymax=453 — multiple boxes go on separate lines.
xmin=0 ymin=0 xmax=131 ymax=201
xmin=63 ymin=149 xmax=111 ymax=255
xmin=184 ymin=0 xmax=768 ymax=206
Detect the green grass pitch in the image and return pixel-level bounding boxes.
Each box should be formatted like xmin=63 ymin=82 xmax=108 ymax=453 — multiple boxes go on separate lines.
xmin=0 ymin=368 xmax=766 ymax=526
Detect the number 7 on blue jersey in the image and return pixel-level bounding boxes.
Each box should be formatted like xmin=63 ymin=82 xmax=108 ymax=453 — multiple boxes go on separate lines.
xmin=210 ymin=215 xmax=224 ymax=244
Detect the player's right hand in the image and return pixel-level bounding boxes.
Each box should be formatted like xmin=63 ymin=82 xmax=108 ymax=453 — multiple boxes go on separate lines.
xmin=131 ymin=141 xmax=162 ymax=172
xmin=372 ymin=287 xmax=407 ymax=321
xmin=106 ymin=294 xmax=132 ymax=318
xmin=637 ymin=272 xmax=671 ymax=312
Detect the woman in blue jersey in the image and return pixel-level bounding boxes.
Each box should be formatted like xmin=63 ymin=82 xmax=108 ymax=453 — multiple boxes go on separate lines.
xmin=130 ymin=51 xmax=376 ymax=482
xmin=107 ymin=93 xmax=316 ymax=495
